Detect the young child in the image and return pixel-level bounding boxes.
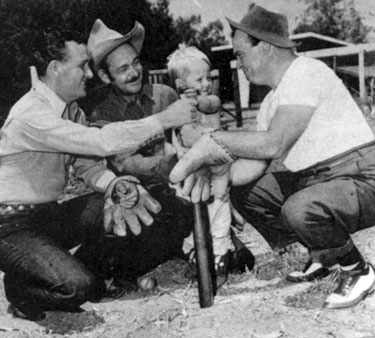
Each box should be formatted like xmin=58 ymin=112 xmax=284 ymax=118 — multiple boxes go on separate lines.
xmin=167 ymin=45 xmax=264 ymax=287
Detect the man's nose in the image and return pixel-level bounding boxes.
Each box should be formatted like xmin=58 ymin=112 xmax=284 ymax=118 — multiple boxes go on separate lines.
xmin=85 ymin=64 xmax=94 ymax=79
xmin=203 ymin=78 xmax=211 ymax=87
xmin=128 ymin=64 xmax=140 ymax=77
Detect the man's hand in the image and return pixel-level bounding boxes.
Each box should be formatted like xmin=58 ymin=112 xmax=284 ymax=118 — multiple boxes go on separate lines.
xmin=169 ymin=133 xmax=236 ymax=184
xmin=103 ymin=185 xmax=162 ymax=236
xmin=113 ymin=179 xmax=139 ymax=208
xmin=105 ymin=176 xmax=140 ymax=207
xmin=171 ymin=167 xmax=211 ymax=204
xmin=179 ymin=123 xmax=205 ymax=148
xmin=156 ymin=98 xmax=198 ymax=130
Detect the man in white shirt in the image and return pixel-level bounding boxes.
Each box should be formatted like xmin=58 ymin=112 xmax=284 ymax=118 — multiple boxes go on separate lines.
xmin=170 ymin=3 xmax=375 ymax=309
xmin=0 ymin=30 xmax=197 ymax=320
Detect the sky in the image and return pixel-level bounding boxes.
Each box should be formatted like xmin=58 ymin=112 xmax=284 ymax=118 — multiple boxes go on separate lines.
xmin=156 ymin=0 xmax=375 ymax=42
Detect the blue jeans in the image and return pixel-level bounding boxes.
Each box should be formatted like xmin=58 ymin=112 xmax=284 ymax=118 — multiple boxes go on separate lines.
xmin=0 ymin=193 xmax=106 ymax=314
xmin=231 ymin=142 xmax=375 ymax=266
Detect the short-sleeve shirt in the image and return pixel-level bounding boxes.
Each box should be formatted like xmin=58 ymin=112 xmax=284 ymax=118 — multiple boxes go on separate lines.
xmin=256 ymin=56 xmax=374 ymax=172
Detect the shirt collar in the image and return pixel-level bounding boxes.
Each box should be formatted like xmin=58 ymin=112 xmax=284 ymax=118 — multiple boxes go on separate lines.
xmin=32 ymin=79 xmax=67 ymax=117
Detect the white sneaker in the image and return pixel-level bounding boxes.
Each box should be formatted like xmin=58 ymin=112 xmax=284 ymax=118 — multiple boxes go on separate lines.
xmin=323 ymin=262 xmax=375 ymax=309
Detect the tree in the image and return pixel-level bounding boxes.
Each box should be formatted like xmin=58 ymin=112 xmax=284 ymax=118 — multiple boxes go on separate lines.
xmin=293 ymin=0 xmax=371 ymax=44
xmin=174 ymin=15 xmax=228 ymax=60
xmin=0 ymin=0 xmax=228 ymax=121
xmin=0 ymin=0 xmax=70 ymax=102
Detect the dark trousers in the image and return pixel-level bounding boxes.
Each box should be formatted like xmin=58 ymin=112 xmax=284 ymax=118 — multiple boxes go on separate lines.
xmin=105 ymin=184 xmax=193 ymax=281
xmin=0 ymin=193 xmax=106 ymax=314
xmin=231 ymin=143 xmax=375 ymax=266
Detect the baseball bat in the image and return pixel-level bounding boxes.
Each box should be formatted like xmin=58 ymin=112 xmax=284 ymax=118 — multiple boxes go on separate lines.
xmin=193 ymin=202 xmax=214 ymax=308
xmin=176 ymin=87 xmax=216 ymax=308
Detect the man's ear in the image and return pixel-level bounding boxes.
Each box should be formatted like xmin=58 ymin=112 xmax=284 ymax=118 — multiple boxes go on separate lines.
xmin=261 ymin=42 xmax=272 ymax=56
xmin=46 ymin=60 xmax=61 ymax=77
xmin=98 ymin=69 xmax=111 ymax=85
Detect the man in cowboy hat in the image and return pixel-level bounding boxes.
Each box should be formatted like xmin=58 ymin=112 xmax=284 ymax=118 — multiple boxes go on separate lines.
xmin=0 ymin=25 xmax=198 ymax=320
xmin=88 ymin=19 xmax=181 ymax=183
xmin=87 ymin=19 xmax=211 ymax=285
xmin=170 ymin=3 xmax=375 ymax=309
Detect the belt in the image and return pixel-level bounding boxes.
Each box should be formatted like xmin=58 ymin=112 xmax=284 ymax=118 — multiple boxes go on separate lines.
xmin=0 ymin=202 xmax=57 ymax=216
xmin=297 ymin=140 xmax=375 ymax=178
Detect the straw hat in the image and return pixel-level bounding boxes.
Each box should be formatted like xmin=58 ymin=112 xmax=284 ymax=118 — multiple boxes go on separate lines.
xmin=88 ymin=19 xmax=145 ymax=70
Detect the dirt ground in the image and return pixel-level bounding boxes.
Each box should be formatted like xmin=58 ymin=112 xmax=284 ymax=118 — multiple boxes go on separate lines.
xmin=1 ymin=225 xmax=375 ymax=338
xmin=1 ymin=110 xmax=375 ymax=338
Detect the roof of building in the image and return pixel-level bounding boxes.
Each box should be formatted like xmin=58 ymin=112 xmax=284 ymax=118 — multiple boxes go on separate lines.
xmin=337 ymin=65 xmax=375 ymax=78
xmin=212 ymin=31 xmax=351 ymax=53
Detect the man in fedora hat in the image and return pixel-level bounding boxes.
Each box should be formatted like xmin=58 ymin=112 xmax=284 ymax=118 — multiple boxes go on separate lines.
xmin=87 ymin=19 xmax=211 ymax=285
xmin=0 ymin=26 xmax=198 ymax=320
xmin=170 ymin=3 xmax=375 ymax=309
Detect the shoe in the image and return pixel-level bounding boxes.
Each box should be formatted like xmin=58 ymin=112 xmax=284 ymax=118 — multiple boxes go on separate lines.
xmin=229 ymin=229 xmax=255 ymax=273
xmin=184 ymin=261 xmax=197 ymax=279
xmin=286 ymin=260 xmax=334 ymax=283
xmin=183 ymin=249 xmax=197 ymax=280
xmin=214 ymin=251 xmax=231 ymax=289
xmin=229 ymin=247 xmax=255 ymax=273
xmin=323 ymin=262 xmax=375 ymax=309
xmin=91 ymin=277 xmax=137 ymax=303
xmin=8 ymin=303 xmax=46 ymax=321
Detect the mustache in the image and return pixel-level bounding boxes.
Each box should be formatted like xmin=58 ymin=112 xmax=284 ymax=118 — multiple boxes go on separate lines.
xmin=127 ymin=74 xmax=141 ymax=83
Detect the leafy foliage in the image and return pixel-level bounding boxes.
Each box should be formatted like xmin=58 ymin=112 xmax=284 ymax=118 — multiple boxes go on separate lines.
xmin=175 ymin=15 xmax=228 ymax=60
xmin=293 ymin=0 xmax=372 ymax=43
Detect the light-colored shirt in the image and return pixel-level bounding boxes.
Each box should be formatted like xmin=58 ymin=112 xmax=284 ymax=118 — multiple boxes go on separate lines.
xmin=0 ymin=79 xmax=164 ymax=204
xmin=257 ymin=56 xmax=374 ymax=171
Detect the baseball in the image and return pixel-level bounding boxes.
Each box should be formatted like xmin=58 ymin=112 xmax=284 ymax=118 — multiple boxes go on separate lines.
xmin=138 ymin=276 xmax=157 ymax=291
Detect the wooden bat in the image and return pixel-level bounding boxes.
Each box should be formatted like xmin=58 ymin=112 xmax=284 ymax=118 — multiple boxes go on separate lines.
xmin=193 ymin=202 xmax=214 ymax=308
xmin=174 ymin=87 xmax=217 ymax=308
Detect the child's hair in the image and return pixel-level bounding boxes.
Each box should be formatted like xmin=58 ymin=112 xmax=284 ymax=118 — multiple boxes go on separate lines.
xmin=167 ymin=44 xmax=211 ymax=89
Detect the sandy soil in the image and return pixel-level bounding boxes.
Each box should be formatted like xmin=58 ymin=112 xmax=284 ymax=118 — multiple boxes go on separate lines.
xmin=0 ymin=224 xmax=375 ymax=338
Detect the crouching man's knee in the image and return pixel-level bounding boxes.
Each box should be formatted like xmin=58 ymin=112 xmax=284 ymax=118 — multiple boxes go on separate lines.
xmin=281 ymin=195 xmax=313 ymax=232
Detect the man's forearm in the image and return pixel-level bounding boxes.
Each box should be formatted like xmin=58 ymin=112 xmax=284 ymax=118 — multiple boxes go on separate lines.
xmin=18 ymin=114 xmax=164 ymax=158
xmin=213 ymin=130 xmax=281 ymax=160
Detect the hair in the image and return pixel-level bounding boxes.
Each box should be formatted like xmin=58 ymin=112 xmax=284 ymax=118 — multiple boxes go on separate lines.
xmin=97 ymin=56 xmax=113 ymax=80
xmin=32 ymin=29 xmax=82 ymax=77
xmin=167 ymin=44 xmax=211 ymax=89
xmin=231 ymin=29 xmax=261 ymax=47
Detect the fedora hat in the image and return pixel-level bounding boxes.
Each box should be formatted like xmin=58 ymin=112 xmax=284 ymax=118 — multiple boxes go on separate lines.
xmin=226 ymin=3 xmax=297 ymax=48
xmin=88 ymin=19 xmax=145 ymax=71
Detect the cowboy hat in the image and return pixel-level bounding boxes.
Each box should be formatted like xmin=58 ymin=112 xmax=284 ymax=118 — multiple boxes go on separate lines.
xmin=88 ymin=19 xmax=145 ymax=71
xmin=226 ymin=3 xmax=297 ymax=48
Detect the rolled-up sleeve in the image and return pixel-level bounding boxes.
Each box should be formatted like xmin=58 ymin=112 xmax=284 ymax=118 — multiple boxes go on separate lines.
xmin=73 ymin=155 xmax=116 ymax=193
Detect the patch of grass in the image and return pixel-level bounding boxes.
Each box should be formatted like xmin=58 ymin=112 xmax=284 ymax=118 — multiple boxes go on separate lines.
xmin=41 ymin=310 xmax=105 ymax=335
xmin=285 ymin=280 xmax=335 ymax=309
xmin=255 ymin=244 xmax=309 ymax=281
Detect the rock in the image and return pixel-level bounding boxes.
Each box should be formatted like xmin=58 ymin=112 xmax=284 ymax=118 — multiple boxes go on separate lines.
xmin=138 ymin=277 xmax=157 ymax=291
